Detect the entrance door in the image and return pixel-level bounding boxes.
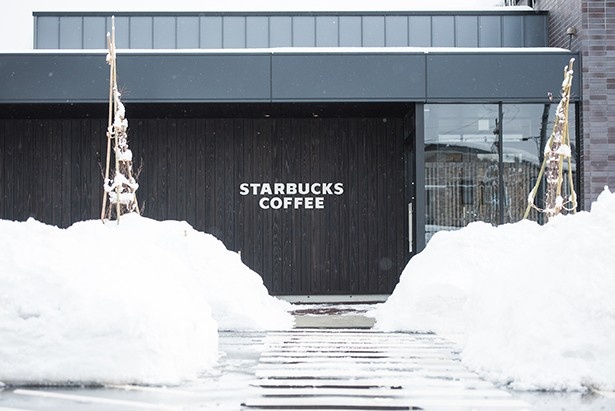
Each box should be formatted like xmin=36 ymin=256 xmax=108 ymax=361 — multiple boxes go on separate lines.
xmin=237 ymin=115 xmax=409 ymax=295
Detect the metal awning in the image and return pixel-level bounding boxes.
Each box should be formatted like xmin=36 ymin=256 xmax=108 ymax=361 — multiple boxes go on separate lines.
xmin=0 ymin=49 xmax=581 ymax=104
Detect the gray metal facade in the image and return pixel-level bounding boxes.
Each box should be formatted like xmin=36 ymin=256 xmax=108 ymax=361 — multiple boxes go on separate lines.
xmin=0 ymin=51 xmax=580 ymax=104
xmin=34 ymin=11 xmax=548 ymax=50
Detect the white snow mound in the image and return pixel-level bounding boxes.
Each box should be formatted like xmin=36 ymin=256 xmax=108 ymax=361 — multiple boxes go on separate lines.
xmin=375 ymin=187 xmax=615 ymax=392
xmin=0 ymin=214 xmax=292 ymax=385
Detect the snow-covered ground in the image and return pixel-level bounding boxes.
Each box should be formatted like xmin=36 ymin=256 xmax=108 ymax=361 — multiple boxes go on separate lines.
xmin=0 ymin=214 xmax=292 ymax=386
xmin=3 ymin=182 xmax=613 ymax=393
xmin=376 ymin=187 xmax=615 ymax=392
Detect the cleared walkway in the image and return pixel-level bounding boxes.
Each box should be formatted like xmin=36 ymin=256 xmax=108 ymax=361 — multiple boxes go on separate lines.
xmin=1 ymin=306 xmax=611 ymax=410
xmin=241 ymin=329 xmax=529 ymax=410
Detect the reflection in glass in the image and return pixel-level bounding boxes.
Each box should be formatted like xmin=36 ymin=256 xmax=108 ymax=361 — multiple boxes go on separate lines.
xmin=503 ymin=104 xmax=577 ymax=223
xmin=425 ymin=104 xmax=499 ymax=241
xmin=424 ymin=103 xmax=577 ymax=243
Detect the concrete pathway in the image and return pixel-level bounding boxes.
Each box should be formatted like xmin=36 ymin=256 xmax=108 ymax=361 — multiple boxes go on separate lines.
xmin=1 ymin=305 xmax=613 ymax=410
xmin=241 ymin=329 xmax=529 ymax=410
xmin=291 ymin=303 xmax=377 ymax=329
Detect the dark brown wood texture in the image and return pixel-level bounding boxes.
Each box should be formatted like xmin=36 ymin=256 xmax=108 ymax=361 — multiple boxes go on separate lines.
xmin=0 ymin=116 xmax=408 ymax=295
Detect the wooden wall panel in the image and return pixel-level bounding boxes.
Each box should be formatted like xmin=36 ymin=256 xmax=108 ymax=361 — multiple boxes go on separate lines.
xmin=0 ymin=113 xmax=408 ymax=295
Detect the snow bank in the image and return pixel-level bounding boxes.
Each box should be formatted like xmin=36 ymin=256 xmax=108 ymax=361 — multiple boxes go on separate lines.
xmin=376 ymin=187 xmax=615 ymax=392
xmin=148 ymin=218 xmax=294 ymax=331
xmin=0 ymin=215 xmax=291 ymax=385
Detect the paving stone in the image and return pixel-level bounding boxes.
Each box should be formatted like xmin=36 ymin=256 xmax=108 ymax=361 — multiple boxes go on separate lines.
xmin=242 ymin=330 xmax=529 ymax=410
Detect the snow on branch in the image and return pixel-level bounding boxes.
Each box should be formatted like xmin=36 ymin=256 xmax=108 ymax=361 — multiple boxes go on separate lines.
xmin=100 ymin=16 xmax=140 ymax=223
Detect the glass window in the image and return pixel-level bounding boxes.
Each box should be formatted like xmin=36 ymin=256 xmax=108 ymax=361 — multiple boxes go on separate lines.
xmin=363 ymin=16 xmax=385 ymax=47
xmin=293 ymin=16 xmax=315 ymax=47
xmin=425 ymin=103 xmax=578 ymax=243
xmin=153 ymin=17 xmax=176 ymax=49
xmin=130 ymin=17 xmax=153 ymax=49
xmin=200 ymin=17 xmax=223 ymax=48
xmin=455 ymin=16 xmax=478 ymax=47
xmin=37 ymin=16 xmax=60 ymax=49
xmin=177 ymin=17 xmax=200 ymax=48
xmin=409 ymin=16 xmax=431 ymax=46
xmin=339 ymin=16 xmax=361 ymax=47
xmin=424 ymin=104 xmax=499 ymax=242
xmin=524 ymin=15 xmax=547 ymax=47
xmin=479 ymin=16 xmax=501 ymax=47
xmin=223 ymin=16 xmax=246 ymax=48
xmin=246 ymin=17 xmax=269 ymax=48
xmin=270 ymin=17 xmax=292 ymax=47
xmin=502 ymin=16 xmax=523 ymax=47
xmin=316 ymin=16 xmax=338 ymax=47
xmin=60 ymin=17 xmax=83 ymax=49
xmin=432 ymin=16 xmax=455 ymax=47
xmin=385 ymin=16 xmax=408 ymax=47
xmin=84 ymin=17 xmax=106 ymax=49
xmin=502 ymin=103 xmax=577 ymax=224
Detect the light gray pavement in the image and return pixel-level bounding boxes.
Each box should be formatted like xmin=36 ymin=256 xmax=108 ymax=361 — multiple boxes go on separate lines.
xmin=288 ymin=304 xmax=615 ymax=411
xmin=242 ymin=329 xmax=529 ymax=410
xmin=0 ymin=304 xmax=613 ymax=410
xmin=291 ymin=303 xmax=377 ymax=329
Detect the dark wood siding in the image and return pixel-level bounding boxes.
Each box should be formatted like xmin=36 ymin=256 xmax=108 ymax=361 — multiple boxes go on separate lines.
xmin=0 ymin=118 xmax=107 ymax=226
xmin=1 ymin=110 xmax=409 ymax=295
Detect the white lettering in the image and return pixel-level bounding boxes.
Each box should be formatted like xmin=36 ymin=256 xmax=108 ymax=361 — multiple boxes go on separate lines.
xmin=322 ymin=183 xmax=333 ymax=195
xmin=259 ymin=197 xmax=269 ymax=209
xmin=274 ymin=183 xmax=285 ymax=195
xmin=243 ymin=182 xmax=344 ymax=210
xmin=250 ymin=183 xmax=260 ymax=195
xmin=334 ymin=183 xmax=344 ymax=195
xmin=270 ymin=197 xmax=283 ymax=209
xmin=260 ymin=183 xmax=272 ymax=195
xmin=298 ymin=183 xmax=310 ymax=195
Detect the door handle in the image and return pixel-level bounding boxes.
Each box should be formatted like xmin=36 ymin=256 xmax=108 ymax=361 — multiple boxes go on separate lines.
xmin=408 ymin=202 xmax=413 ymax=253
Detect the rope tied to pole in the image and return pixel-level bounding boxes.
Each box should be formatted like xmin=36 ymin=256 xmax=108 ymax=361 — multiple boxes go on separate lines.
xmin=100 ymin=16 xmax=140 ymax=223
xmin=523 ymin=58 xmax=577 ymax=221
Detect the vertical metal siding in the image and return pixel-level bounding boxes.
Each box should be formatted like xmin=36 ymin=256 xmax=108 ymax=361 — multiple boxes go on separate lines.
xmin=36 ymin=12 xmax=549 ymax=50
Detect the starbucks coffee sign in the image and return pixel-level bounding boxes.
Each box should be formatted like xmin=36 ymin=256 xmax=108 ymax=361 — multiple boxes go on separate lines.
xmin=239 ymin=182 xmax=344 ymax=209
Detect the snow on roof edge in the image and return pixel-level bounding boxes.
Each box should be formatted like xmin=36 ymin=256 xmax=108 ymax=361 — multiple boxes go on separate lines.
xmin=29 ymin=4 xmax=535 ymax=13
xmin=0 ymin=46 xmax=571 ymax=55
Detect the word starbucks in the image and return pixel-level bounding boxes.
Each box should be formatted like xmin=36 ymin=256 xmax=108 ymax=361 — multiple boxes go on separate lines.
xmin=239 ymin=182 xmax=344 ymax=209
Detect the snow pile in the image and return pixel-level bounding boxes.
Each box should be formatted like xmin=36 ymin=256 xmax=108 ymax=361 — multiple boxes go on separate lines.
xmin=158 ymin=219 xmax=293 ymax=331
xmin=0 ymin=214 xmax=291 ymax=385
xmin=376 ymin=187 xmax=615 ymax=391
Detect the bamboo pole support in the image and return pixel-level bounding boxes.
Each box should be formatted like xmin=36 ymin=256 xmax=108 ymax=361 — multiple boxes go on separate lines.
xmin=100 ymin=16 xmax=139 ymax=222
xmin=112 ymin=24 xmax=121 ymax=224
xmin=523 ymin=58 xmax=576 ymax=220
xmin=100 ymin=27 xmax=115 ymax=221
xmin=523 ymin=136 xmax=551 ymax=219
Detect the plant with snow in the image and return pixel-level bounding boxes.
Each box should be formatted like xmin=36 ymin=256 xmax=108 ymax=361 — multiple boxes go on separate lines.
xmin=101 ymin=17 xmax=140 ymax=222
xmin=524 ymin=58 xmax=577 ymax=220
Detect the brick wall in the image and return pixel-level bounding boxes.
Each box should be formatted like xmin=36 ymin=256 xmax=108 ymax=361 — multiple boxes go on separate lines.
xmin=538 ymin=0 xmax=615 ymax=208
xmin=538 ymin=0 xmax=583 ymax=49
